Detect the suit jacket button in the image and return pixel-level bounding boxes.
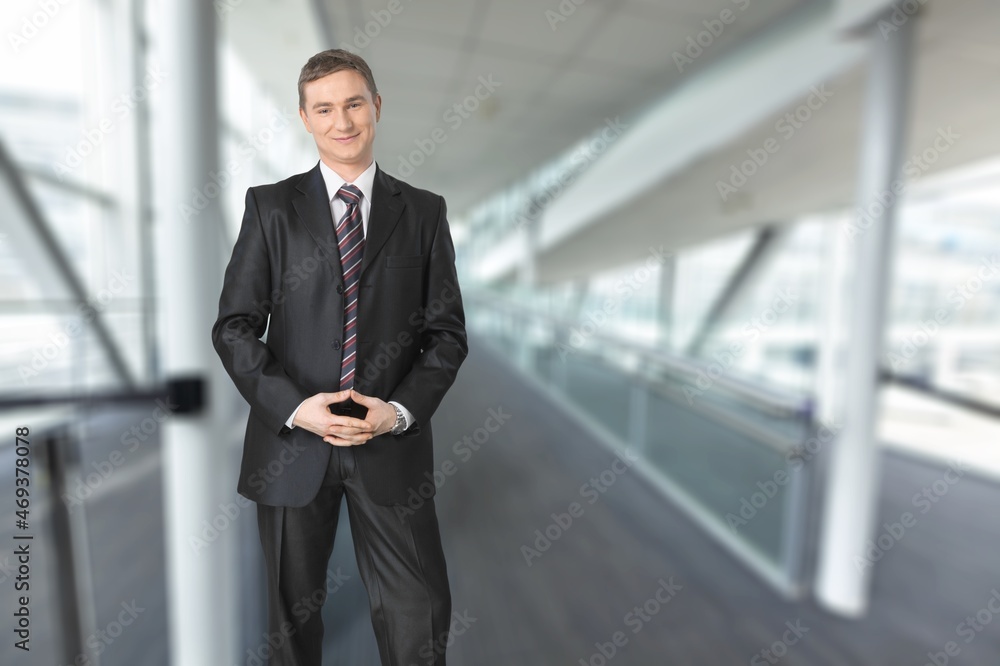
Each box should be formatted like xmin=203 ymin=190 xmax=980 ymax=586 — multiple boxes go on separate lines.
xmin=332 ymin=340 xmax=341 ymax=349
xmin=336 ymin=284 xmax=344 ymax=294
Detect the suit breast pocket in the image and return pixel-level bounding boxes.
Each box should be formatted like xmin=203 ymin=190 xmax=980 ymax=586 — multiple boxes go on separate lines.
xmin=385 ymin=254 xmax=425 ymax=269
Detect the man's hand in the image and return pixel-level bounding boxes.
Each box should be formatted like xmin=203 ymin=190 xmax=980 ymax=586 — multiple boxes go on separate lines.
xmin=292 ymin=390 xmax=373 ymax=446
xmin=350 ymin=389 xmax=398 ymax=438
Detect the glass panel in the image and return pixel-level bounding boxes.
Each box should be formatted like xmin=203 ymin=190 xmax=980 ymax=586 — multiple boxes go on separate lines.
xmin=689 ymin=221 xmax=825 ymax=395
xmin=887 ymin=158 xmax=1000 ymax=410
xmin=469 ymin=300 xmax=811 ymax=579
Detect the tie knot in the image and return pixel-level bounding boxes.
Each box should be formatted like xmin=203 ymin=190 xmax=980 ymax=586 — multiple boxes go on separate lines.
xmin=336 ymin=183 xmax=362 ymax=206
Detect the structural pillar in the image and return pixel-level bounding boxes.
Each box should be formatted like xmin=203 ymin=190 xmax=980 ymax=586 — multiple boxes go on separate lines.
xmin=814 ymin=5 xmax=918 ymax=617
xmin=153 ymin=1 xmax=237 ymax=663
xmin=657 ymin=254 xmax=676 ymax=350
xmin=517 ymin=211 xmax=539 ymax=370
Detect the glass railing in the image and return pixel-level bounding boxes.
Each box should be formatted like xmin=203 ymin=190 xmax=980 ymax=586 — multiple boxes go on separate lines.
xmin=0 ymin=389 xmax=253 ymax=666
xmin=466 ymin=289 xmax=824 ymax=597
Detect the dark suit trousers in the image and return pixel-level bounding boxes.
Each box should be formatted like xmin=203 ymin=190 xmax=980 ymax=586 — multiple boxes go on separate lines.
xmin=255 ymin=443 xmax=452 ymax=666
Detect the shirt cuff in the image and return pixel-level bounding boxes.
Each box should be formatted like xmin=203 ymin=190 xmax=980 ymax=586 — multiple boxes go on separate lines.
xmin=388 ymin=400 xmax=415 ymax=431
xmin=286 ymin=399 xmax=306 ymax=429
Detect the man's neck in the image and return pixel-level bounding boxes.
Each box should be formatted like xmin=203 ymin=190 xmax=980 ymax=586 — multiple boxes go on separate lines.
xmin=320 ymin=156 xmax=373 ymax=183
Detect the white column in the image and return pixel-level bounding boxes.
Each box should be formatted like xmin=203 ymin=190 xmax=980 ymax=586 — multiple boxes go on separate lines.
xmin=152 ymin=1 xmax=237 ymax=663
xmin=815 ymin=217 xmax=852 ymax=426
xmin=657 ymin=255 xmax=676 ymax=350
xmin=517 ymin=214 xmax=538 ymax=369
xmin=814 ymin=5 xmax=918 ymax=617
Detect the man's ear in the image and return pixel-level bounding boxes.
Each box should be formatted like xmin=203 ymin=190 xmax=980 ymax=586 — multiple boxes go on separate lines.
xmin=374 ymin=93 xmax=381 ymax=123
xmin=299 ymin=106 xmax=312 ymax=133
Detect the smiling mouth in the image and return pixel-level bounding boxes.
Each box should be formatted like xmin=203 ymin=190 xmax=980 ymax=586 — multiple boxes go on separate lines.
xmin=334 ymin=134 xmax=359 ymax=143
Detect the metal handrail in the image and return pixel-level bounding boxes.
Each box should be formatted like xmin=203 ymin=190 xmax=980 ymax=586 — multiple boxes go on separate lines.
xmin=468 ymin=289 xmax=1000 ymax=421
xmin=0 ymin=387 xmax=168 ymax=411
xmin=883 ymin=370 xmax=1000 ymax=418
xmin=465 ymin=288 xmax=812 ymax=415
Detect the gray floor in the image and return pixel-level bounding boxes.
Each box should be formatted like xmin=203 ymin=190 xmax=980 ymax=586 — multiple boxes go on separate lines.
xmin=0 ymin=405 xmax=172 ymax=666
xmin=4 ymin=330 xmax=999 ymax=665
xmin=329 ymin=338 xmax=1000 ymax=666
xmin=322 ymin=333 xmax=1000 ymax=664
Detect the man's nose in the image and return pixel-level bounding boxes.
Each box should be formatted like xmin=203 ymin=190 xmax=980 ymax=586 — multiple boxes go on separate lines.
xmin=334 ymin=111 xmax=352 ymax=129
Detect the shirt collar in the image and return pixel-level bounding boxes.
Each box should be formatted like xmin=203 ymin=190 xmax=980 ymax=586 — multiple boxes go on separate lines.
xmin=319 ymin=158 xmax=377 ymax=205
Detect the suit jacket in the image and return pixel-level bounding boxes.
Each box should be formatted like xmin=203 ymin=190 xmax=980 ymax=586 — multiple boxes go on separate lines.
xmin=212 ymin=161 xmax=468 ymax=507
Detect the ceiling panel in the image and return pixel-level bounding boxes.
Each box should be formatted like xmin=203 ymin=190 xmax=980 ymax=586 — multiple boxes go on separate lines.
xmin=580 ymin=10 xmax=697 ymax=70
xmin=329 ymin=0 xmax=479 ymax=40
xmin=477 ymin=0 xmax=609 ymax=55
xmin=529 ymin=0 xmax=1000 ymax=283
xmin=226 ymin=0 xmax=817 ymax=213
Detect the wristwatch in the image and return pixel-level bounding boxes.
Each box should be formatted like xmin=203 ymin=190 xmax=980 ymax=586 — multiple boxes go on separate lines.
xmin=390 ymin=404 xmax=407 ymax=435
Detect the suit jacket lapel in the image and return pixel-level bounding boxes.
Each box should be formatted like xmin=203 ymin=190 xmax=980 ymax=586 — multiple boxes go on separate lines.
xmin=292 ymin=162 xmax=342 ymax=282
xmin=292 ymin=161 xmax=405 ymax=284
xmin=361 ymin=163 xmax=404 ymax=281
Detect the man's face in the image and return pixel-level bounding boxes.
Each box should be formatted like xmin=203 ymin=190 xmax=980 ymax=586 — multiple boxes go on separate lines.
xmin=299 ymin=69 xmax=381 ymax=172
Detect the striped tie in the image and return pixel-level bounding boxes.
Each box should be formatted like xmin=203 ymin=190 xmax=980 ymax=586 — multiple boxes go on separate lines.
xmin=334 ymin=183 xmax=365 ymax=392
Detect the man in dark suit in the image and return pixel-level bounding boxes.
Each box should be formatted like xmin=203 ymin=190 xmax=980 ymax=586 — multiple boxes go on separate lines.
xmin=212 ymin=48 xmax=468 ymax=666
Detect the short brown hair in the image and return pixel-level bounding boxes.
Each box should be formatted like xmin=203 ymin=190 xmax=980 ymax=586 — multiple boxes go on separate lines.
xmin=298 ymin=49 xmax=378 ymax=110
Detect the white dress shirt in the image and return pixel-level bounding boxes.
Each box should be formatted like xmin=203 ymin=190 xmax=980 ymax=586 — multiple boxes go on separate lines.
xmin=285 ymin=158 xmax=415 ymax=433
